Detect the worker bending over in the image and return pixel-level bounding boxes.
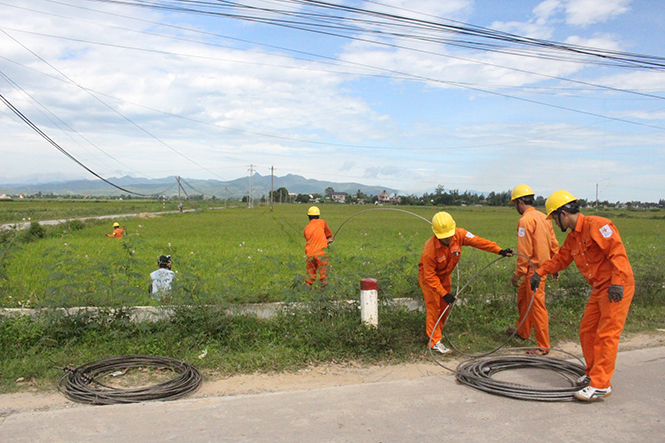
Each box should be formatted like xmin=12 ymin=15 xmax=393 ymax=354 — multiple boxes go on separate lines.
xmin=419 ymin=211 xmax=513 ymax=354
xmin=304 ymin=206 xmax=334 ymax=286
xmin=508 ymin=184 xmax=559 ymax=355
xmin=530 ymin=191 xmax=633 ymax=402
xmin=105 ymin=222 xmax=125 ymax=239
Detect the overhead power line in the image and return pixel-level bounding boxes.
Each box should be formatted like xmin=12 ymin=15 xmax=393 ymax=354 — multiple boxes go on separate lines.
xmin=19 ymin=0 xmax=663 ymax=101
xmin=86 ymin=0 xmax=665 ymax=70
xmin=0 ymin=28 xmax=230 ymax=182
xmin=0 ymin=93 xmax=149 ymax=196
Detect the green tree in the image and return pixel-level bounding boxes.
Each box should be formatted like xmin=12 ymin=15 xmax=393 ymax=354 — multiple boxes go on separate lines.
xmin=274 ymin=187 xmax=289 ymax=203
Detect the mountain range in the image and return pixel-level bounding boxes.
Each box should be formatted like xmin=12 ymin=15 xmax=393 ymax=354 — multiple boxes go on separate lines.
xmin=0 ymin=174 xmax=399 ymax=199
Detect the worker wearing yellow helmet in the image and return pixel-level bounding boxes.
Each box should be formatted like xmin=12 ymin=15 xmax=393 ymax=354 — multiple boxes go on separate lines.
xmin=105 ymin=221 xmax=125 ymax=239
xmin=304 ymin=206 xmax=334 ymax=286
xmin=508 ymin=184 xmax=560 ymax=355
xmin=419 ymin=211 xmax=513 ymax=354
xmin=531 ymin=190 xmax=634 ymax=401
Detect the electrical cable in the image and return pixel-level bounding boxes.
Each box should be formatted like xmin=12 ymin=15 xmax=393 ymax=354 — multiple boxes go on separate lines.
xmin=23 ymin=0 xmax=665 ymax=103
xmin=90 ymin=0 xmax=665 ymax=70
xmin=59 ymin=2 xmax=665 ymax=131
xmin=0 ymin=29 xmax=230 ymax=182
xmin=1 ymin=56 xmax=612 ymax=156
xmin=332 ymin=207 xmax=430 ymax=239
xmin=0 ymin=70 xmax=153 ymax=181
xmin=58 ymin=354 xmax=202 ymax=405
xmin=426 ymin=253 xmax=587 ymax=401
xmin=329 ymin=202 xmax=589 ymax=401
xmin=0 ymin=93 xmax=150 ymax=197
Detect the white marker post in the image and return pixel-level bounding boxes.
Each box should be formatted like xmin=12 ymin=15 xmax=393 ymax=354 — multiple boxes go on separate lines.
xmin=360 ymin=278 xmax=378 ymax=327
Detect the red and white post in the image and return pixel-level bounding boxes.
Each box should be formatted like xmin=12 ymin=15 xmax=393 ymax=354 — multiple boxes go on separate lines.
xmin=360 ymin=278 xmax=378 ymax=327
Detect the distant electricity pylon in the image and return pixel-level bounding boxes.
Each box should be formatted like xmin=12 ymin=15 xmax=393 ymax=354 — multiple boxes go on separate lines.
xmin=247 ymin=164 xmax=255 ymax=209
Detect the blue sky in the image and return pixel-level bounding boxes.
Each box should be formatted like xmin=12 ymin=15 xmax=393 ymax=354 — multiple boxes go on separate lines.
xmin=0 ymin=0 xmax=664 ymax=202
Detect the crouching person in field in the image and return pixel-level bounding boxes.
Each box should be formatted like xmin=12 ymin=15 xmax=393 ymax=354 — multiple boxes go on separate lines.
xmin=149 ymin=255 xmax=175 ymax=301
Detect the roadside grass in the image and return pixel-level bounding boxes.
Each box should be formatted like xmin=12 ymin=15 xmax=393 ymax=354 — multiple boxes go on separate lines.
xmin=0 ymin=202 xmax=664 ymax=393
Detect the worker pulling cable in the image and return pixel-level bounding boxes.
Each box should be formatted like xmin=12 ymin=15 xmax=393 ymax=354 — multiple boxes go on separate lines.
xmin=330 ymin=206 xmax=589 ymax=401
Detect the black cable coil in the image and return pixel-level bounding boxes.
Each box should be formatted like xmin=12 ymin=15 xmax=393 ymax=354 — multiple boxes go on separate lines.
xmin=58 ymin=355 xmax=202 ymax=405
xmin=455 ymin=352 xmax=587 ymax=402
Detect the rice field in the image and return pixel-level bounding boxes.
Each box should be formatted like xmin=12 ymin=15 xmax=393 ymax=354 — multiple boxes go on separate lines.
xmin=1 ymin=201 xmax=663 ymax=310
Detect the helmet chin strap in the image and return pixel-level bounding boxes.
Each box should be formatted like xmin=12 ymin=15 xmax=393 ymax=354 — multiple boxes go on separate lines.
xmin=556 ymin=211 xmax=567 ymax=233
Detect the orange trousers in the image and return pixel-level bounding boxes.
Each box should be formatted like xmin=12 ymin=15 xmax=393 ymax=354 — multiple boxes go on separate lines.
xmin=580 ymin=283 xmax=634 ymax=389
xmin=421 ymin=284 xmax=452 ymax=347
xmin=516 ymin=275 xmax=550 ymax=350
xmin=306 ymin=253 xmax=328 ymax=285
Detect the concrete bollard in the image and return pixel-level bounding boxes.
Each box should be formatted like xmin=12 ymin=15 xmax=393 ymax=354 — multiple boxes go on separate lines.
xmin=360 ymin=278 xmax=378 ymax=327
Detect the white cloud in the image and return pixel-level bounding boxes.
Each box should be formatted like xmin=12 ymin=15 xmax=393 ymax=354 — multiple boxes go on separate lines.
xmin=564 ymin=0 xmax=632 ymax=26
xmin=533 ymin=0 xmax=563 ymax=25
xmin=362 ymin=0 xmax=473 ymax=20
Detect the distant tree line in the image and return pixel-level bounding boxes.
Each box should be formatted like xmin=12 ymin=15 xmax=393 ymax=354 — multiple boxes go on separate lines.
xmin=6 ymin=188 xmax=665 ymax=208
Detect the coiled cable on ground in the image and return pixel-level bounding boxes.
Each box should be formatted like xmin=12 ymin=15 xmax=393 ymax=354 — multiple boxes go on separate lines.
xmin=455 ymin=351 xmax=586 ymax=402
xmin=58 ymin=355 xmax=202 ymax=405
xmin=428 ymin=254 xmax=587 ymax=401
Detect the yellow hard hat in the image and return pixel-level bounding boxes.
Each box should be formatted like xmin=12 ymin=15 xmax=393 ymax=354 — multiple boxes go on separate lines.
xmin=509 ymin=184 xmax=535 ymax=204
xmin=545 ymin=190 xmax=577 ymax=219
xmin=432 ymin=211 xmax=456 ymax=239
xmin=307 ymin=206 xmax=320 ymax=216
xmin=113 ymin=222 xmax=120 ymax=227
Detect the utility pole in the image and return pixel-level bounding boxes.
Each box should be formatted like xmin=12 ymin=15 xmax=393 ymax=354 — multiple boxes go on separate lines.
xmin=176 ymin=176 xmax=193 ymax=212
xmin=177 ymin=176 xmax=182 ymax=212
xmin=596 ymin=183 xmax=599 ymax=209
xmin=247 ymin=164 xmax=255 ymax=209
xmin=270 ymin=166 xmax=274 ymax=212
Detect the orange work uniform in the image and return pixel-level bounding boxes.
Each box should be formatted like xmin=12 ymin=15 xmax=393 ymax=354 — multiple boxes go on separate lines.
xmin=536 ymin=213 xmax=634 ymax=389
xmin=418 ymin=228 xmax=503 ymax=347
xmin=514 ymin=207 xmax=559 ymax=349
xmin=106 ymin=227 xmax=125 ymax=239
xmin=304 ymin=218 xmax=333 ymax=285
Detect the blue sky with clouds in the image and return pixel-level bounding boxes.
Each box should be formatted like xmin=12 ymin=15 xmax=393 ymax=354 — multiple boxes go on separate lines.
xmin=1 ymin=0 xmax=664 ymax=202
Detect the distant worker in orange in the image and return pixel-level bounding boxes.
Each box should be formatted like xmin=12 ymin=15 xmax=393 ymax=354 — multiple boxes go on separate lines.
xmin=419 ymin=211 xmax=513 ymax=354
xmin=508 ymin=184 xmax=559 ymax=355
xmin=304 ymin=206 xmax=334 ymax=286
xmin=530 ymin=191 xmax=634 ymax=401
xmin=105 ymin=222 xmax=125 ymax=239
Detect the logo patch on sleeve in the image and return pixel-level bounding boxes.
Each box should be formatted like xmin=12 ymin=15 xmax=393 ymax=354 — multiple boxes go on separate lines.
xmin=465 ymin=231 xmax=475 ymax=239
xmin=600 ymin=224 xmax=613 ymax=238
xmin=518 ymin=227 xmax=526 ymax=237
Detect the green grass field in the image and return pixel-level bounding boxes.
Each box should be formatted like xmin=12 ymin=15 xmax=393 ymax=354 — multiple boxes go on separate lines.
xmin=0 ymin=203 xmax=530 ymax=307
xmin=2 ymin=202 xmax=663 ymax=308
xmin=1 ymin=201 xmax=663 ymax=393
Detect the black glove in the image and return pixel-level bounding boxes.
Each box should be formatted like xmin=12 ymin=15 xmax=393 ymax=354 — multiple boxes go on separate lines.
xmin=608 ymin=285 xmax=623 ymax=302
xmin=443 ymin=293 xmax=456 ymax=305
xmin=499 ymin=248 xmax=514 ymax=257
xmin=530 ymin=273 xmax=541 ymax=291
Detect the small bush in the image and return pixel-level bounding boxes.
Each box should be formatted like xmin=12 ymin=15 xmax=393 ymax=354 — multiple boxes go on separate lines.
xmin=24 ymin=221 xmax=45 ymax=242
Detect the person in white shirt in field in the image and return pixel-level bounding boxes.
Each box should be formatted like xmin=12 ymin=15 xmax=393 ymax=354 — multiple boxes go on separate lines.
xmin=150 ymin=255 xmax=175 ymax=300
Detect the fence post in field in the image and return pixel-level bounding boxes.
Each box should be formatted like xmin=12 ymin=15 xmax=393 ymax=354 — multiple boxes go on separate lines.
xmin=360 ymin=278 xmax=378 ymax=327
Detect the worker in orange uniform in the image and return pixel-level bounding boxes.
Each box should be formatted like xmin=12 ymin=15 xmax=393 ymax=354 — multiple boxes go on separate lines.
xmin=508 ymin=184 xmax=559 ymax=355
xmin=530 ymin=190 xmax=633 ymax=401
xmin=419 ymin=211 xmax=513 ymax=354
xmin=105 ymin=222 xmax=125 ymax=239
xmin=304 ymin=206 xmax=334 ymax=286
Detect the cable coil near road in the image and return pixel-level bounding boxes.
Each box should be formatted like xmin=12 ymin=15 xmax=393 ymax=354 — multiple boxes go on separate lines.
xmin=428 ymin=254 xmax=588 ymax=401
xmin=455 ymin=352 xmax=586 ymax=402
xmin=58 ymin=355 xmax=202 ymax=405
